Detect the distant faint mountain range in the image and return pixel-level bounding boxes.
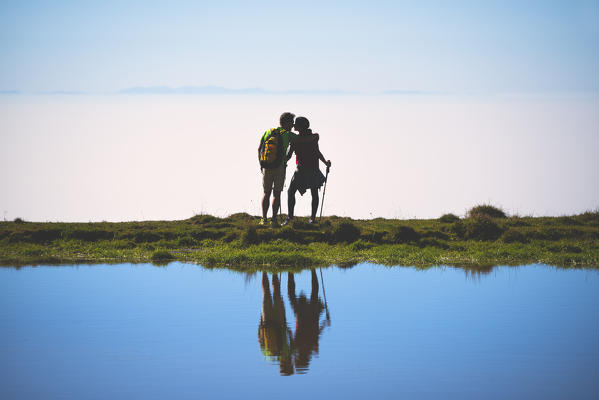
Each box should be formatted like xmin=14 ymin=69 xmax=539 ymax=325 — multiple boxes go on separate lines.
xmin=0 ymin=90 xmax=85 ymax=95
xmin=0 ymin=87 xmax=449 ymax=96
xmin=119 ymin=86 xmax=264 ymax=94
xmin=382 ymin=90 xmax=445 ymax=95
xmin=118 ymin=86 xmax=353 ymax=95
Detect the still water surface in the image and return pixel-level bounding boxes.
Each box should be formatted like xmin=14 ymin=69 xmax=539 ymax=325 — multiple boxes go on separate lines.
xmin=1 ymin=263 xmax=598 ymax=399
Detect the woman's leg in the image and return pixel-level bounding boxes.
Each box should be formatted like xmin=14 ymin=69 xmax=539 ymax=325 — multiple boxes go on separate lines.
xmin=287 ymin=181 xmax=298 ymax=218
xmin=310 ymin=188 xmax=319 ymax=220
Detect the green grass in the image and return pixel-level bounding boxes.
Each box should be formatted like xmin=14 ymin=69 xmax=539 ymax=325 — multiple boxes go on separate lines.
xmin=1 ymin=207 xmax=598 ymax=269
xmin=467 ymin=204 xmax=507 ymax=218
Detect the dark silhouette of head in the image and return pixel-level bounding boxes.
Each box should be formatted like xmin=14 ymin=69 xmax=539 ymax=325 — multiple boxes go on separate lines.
xmin=294 ymin=116 xmax=310 ymax=133
xmin=280 ymin=112 xmax=295 ymax=131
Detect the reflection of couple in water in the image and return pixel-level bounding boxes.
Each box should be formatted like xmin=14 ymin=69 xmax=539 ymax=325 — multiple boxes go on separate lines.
xmin=258 ymin=269 xmax=330 ymax=375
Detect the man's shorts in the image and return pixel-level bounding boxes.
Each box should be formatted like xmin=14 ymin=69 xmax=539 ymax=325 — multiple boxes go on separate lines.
xmin=262 ymin=164 xmax=286 ymax=193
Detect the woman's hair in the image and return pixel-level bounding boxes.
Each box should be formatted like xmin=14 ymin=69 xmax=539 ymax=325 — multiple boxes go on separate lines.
xmin=294 ymin=116 xmax=310 ymax=132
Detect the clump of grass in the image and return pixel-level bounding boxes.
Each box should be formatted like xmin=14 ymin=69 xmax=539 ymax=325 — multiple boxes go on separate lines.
xmin=576 ymin=210 xmax=599 ymax=225
xmin=226 ymin=213 xmax=253 ymax=223
xmin=151 ymin=250 xmax=175 ymax=261
xmin=190 ymin=228 xmax=227 ymax=241
xmin=332 ymin=222 xmax=361 ymax=243
xmin=190 ymin=214 xmax=219 ymax=224
xmin=439 ymin=213 xmax=460 ymax=223
xmin=177 ymin=236 xmax=198 ymax=247
xmin=501 ymin=228 xmax=527 ymax=243
xmin=467 ymin=204 xmax=507 ymax=219
xmin=367 ymin=231 xmax=386 ymax=244
xmin=418 ymin=237 xmax=449 ymax=249
xmin=557 ymin=216 xmax=580 ymax=226
xmin=390 ymin=226 xmax=420 ymax=243
xmin=464 ymin=215 xmax=504 ymax=241
xmin=349 ymin=239 xmax=374 ymax=251
xmin=449 ymin=220 xmax=466 ymax=238
xmin=134 ymin=231 xmax=161 ymax=243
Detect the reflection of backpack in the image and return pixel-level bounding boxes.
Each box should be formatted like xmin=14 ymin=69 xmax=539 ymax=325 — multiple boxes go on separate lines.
xmin=259 ymin=128 xmax=283 ymax=169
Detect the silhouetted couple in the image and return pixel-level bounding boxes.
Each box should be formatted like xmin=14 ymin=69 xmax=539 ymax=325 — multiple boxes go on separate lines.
xmin=258 ymin=270 xmax=330 ymax=375
xmin=258 ymin=112 xmax=331 ymax=227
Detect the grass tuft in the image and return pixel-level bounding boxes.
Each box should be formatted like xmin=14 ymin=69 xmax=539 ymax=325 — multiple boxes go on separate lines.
xmin=501 ymin=228 xmax=528 ymax=243
xmin=332 ymin=222 xmax=361 ymax=243
xmin=390 ymin=226 xmax=420 ymax=243
xmin=468 ymin=204 xmax=507 ymax=219
xmin=349 ymin=239 xmax=374 ymax=251
xmin=439 ymin=213 xmax=460 ymax=223
xmin=177 ymin=236 xmax=198 ymax=247
xmin=190 ymin=214 xmax=219 ymax=224
xmin=464 ymin=215 xmax=504 ymax=241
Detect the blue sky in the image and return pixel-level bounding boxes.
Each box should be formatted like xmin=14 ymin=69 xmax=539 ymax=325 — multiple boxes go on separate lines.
xmin=1 ymin=0 xmax=598 ymax=93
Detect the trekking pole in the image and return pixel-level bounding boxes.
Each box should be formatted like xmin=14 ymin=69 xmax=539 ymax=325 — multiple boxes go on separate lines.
xmin=319 ymin=268 xmax=330 ymax=324
xmin=319 ymin=165 xmax=330 ymax=222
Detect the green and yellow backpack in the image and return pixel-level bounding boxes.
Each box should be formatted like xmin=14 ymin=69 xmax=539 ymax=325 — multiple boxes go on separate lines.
xmin=259 ymin=128 xmax=284 ymax=169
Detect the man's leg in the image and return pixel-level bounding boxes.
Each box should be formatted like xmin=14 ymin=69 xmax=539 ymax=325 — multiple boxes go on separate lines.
xmin=271 ymin=165 xmax=285 ymax=224
xmin=261 ymin=167 xmax=273 ymax=223
xmin=272 ymin=190 xmax=281 ymax=222
xmin=262 ymin=189 xmax=271 ymax=220
xmin=310 ymin=188 xmax=319 ymax=220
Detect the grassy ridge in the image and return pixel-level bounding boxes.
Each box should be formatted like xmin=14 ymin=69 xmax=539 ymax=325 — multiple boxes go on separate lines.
xmin=1 ymin=207 xmax=598 ymax=268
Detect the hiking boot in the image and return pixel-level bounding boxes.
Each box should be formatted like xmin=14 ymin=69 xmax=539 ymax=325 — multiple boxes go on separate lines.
xmin=258 ymin=218 xmax=267 ymax=226
xmin=308 ymin=218 xmax=316 ymax=224
xmin=271 ymin=218 xmax=280 ymax=227
xmin=281 ymin=217 xmax=293 ymax=226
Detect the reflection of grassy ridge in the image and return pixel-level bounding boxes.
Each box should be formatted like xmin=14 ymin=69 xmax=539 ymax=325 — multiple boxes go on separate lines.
xmin=1 ymin=208 xmax=598 ymax=268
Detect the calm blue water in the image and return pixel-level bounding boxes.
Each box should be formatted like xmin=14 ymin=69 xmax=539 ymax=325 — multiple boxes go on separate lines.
xmin=1 ymin=263 xmax=598 ymax=399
